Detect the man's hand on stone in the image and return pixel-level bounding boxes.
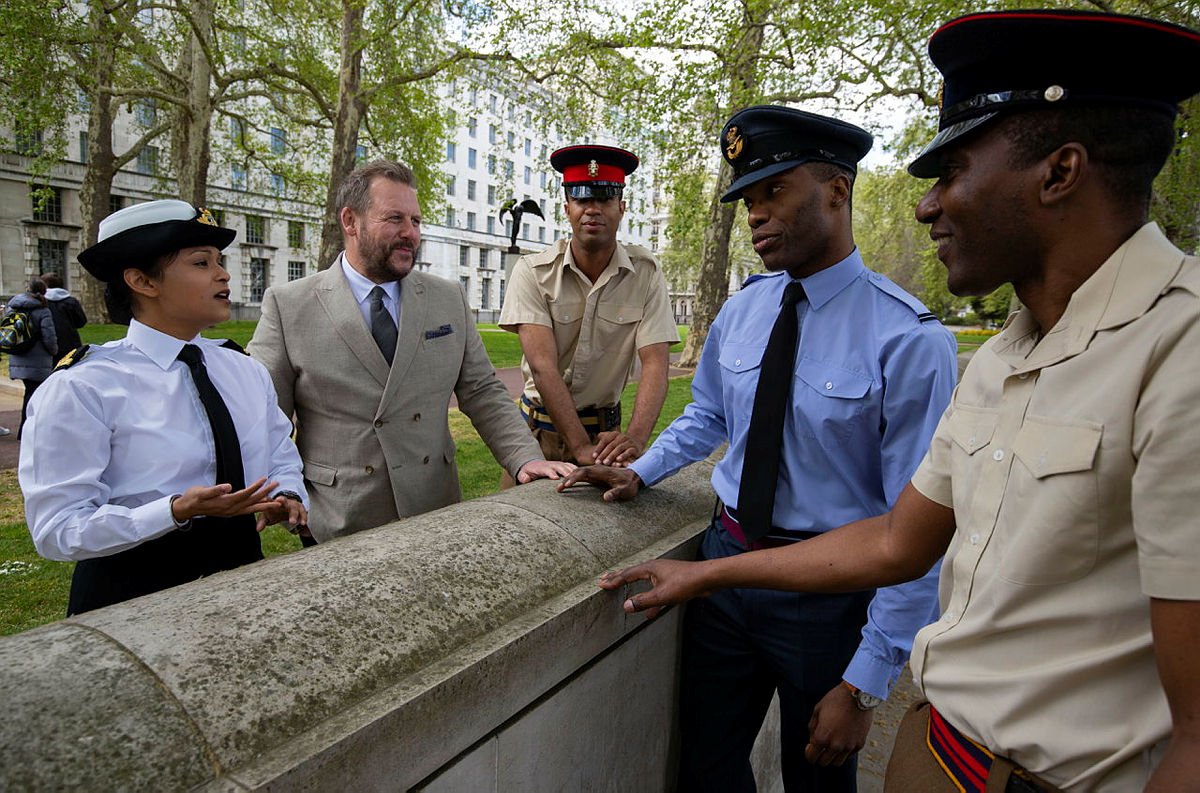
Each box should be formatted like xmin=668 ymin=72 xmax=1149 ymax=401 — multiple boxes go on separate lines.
xmin=592 ymin=431 xmax=642 ymax=467
xmin=516 ymin=459 xmax=577 ymax=484
xmin=556 ymin=465 xmax=642 ymax=501
xmin=597 ymin=558 xmax=715 ymax=619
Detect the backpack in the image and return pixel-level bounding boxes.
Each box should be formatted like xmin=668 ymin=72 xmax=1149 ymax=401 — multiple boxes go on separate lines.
xmin=0 ymin=307 xmax=41 ymax=355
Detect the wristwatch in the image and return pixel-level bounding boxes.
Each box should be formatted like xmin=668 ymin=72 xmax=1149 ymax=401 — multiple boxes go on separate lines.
xmin=271 ymin=491 xmax=306 ymax=535
xmin=841 ymin=680 xmax=883 ymax=711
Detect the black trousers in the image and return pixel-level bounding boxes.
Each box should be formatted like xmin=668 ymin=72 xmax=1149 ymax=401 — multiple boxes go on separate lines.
xmin=19 ymin=378 xmax=42 ymax=438
xmin=678 ymin=520 xmax=874 ymax=792
xmin=67 ymin=516 xmax=263 ymax=616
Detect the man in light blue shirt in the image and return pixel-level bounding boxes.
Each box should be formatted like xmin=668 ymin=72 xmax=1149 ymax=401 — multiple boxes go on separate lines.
xmin=560 ymin=106 xmax=957 ymax=791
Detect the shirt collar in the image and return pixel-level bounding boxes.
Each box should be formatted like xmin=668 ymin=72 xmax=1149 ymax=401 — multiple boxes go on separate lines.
xmin=126 ymin=318 xmax=202 ymax=372
xmin=340 ymin=252 xmax=401 ymax=306
xmin=563 ymin=241 xmax=635 ymax=284
xmin=992 ymin=223 xmax=1185 ymax=371
xmin=798 ymin=247 xmax=865 ymax=310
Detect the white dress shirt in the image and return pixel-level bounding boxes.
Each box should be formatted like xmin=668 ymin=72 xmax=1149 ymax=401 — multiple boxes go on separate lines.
xmin=340 ymin=254 xmax=401 ymax=333
xmin=20 ymin=319 xmax=306 ymax=561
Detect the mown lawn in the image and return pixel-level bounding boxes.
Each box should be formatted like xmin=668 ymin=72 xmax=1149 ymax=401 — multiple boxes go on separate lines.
xmin=0 ymin=374 xmax=695 ymax=635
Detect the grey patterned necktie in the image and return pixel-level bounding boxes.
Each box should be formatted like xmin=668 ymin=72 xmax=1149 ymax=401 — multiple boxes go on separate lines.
xmin=369 ymin=286 xmax=397 ymax=365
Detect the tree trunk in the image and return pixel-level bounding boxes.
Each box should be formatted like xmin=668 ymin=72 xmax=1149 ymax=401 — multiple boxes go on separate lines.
xmin=676 ymin=17 xmax=764 ymax=367
xmin=678 ymin=161 xmax=736 ymax=367
xmin=171 ymin=0 xmax=215 ymax=206
xmin=318 ymin=0 xmax=366 ymax=270
xmin=75 ymin=0 xmax=118 ymax=321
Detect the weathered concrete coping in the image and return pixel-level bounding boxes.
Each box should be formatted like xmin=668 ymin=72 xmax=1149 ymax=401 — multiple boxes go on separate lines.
xmin=0 ymin=457 xmax=717 ymax=791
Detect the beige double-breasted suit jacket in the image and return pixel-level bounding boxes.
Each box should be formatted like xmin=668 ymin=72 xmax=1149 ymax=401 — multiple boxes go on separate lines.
xmin=248 ymin=261 xmax=541 ymax=542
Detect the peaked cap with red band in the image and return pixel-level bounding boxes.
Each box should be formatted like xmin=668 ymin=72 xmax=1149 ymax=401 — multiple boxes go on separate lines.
xmin=909 ymin=9 xmax=1200 ymax=177
xmin=550 ymin=145 xmax=639 ymax=199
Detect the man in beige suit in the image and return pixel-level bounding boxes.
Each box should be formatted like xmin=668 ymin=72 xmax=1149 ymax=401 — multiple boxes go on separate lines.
xmin=249 ymin=160 xmax=573 ymax=543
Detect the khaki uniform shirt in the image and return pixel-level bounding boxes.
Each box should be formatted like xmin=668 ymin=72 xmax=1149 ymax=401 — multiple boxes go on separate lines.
xmin=910 ymin=224 xmax=1200 ymax=791
xmin=499 ymin=238 xmax=678 ymax=408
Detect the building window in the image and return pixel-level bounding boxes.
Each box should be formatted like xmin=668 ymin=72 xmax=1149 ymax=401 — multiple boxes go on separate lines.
xmin=249 ymin=257 xmax=269 ymax=302
xmin=524 ymin=138 xmax=532 ymax=156
xmin=15 ymin=128 xmax=43 ymax=156
xmin=538 ymin=227 xmax=545 ymax=243
xmin=468 ymin=116 xmax=477 ymax=136
xmin=460 ymin=275 xmax=470 ymax=294
xmin=245 ymin=215 xmax=266 ymax=245
xmin=499 ymin=277 xmax=506 ymax=307
xmin=446 ymin=176 xmax=456 ymax=196
xmin=270 ymin=173 xmax=285 ymax=195
xmin=481 ymin=277 xmax=491 ymax=309
xmin=505 ymin=219 xmax=512 ymax=239
xmin=269 ymin=127 xmax=286 ymax=154
xmin=478 ymin=248 xmax=490 ymax=269
xmin=459 ymin=246 xmax=470 ymax=267
xmin=487 ymin=155 xmax=496 ymax=175
xmin=287 ymin=260 xmax=305 ymax=281
xmin=489 ymin=94 xmax=497 ymax=113
xmin=109 ymin=194 xmax=125 ymax=215
xmin=468 ymin=148 xmax=476 ymax=168
xmin=487 ymin=185 xmax=496 ymax=205
xmin=31 ymin=186 xmax=62 ymax=223
xmin=540 ymin=172 xmax=547 ymax=189
xmin=356 ymin=144 xmax=367 ymax=162
xmin=287 ymin=221 xmax=305 ymax=248
xmin=504 ymin=160 xmax=514 ymax=178
xmin=38 ymin=239 xmax=67 ymax=279
xmin=445 ymin=208 xmax=455 ymax=227
xmin=447 ymin=141 xmax=457 ymax=162
xmin=210 ymin=208 xmax=225 ymax=227
xmin=507 ymin=131 xmax=515 ymax=148
xmin=231 ymin=164 xmax=247 ymax=190
xmin=230 ymin=117 xmax=246 ymax=147
xmin=469 ymin=88 xmax=478 ymax=106
xmin=467 ymin=179 xmax=476 ymax=201
xmin=554 ymin=229 xmax=560 ymax=241
xmin=522 ymin=222 xmax=530 ymax=239
xmin=523 ymin=166 xmax=531 ymax=185
xmin=136 ymin=145 xmax=159 ymax=175
xmin=78 ymin=88 xmax=90 ymax=114
xmin=487 ymin=216 xmax=495 ymax=234
xmin=134 ymin=98 xmax=157 ymax=126
xmin=78 ymin=131 xmax=88 ymax=163
xmin=467 ymin=212 xmax=476 ymax=231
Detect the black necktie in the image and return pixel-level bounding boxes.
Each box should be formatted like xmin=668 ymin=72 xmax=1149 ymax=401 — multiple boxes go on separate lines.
xmin=369 ymin=286 xmax=397 ymax=365
xmin=177 ymin=344 xmax=247 ymax=492
xmin=735 ymin=280 xmax=805 ymax=546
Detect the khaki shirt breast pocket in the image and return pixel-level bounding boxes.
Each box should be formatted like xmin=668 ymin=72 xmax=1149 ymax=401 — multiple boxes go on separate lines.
xmin=999 ymin=415 xmax=1104 ymax=585
xmin=595 ymin=303 xmax=643 ymax=356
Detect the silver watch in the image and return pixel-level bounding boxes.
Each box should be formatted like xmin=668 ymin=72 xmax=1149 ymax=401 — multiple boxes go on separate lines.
xmin=844 ymin=681 xmax=883 ymax=711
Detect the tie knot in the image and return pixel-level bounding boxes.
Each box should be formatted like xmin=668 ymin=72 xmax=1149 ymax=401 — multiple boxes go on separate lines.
xmin=177 ymin=343 xmax=203 ymax=366
xmin=782 ymin=280 xmax=805 ymax=308
xmin=369 ymin=286 xmax=387 ymax=306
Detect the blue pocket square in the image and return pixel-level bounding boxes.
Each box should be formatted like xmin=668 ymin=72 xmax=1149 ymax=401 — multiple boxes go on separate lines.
xmin=425 ymin=324 xmax=453 ymax=339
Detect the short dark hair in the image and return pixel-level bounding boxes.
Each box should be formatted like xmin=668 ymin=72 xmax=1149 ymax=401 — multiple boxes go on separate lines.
xmin=105 ymin=251 xmax=174 ymax=326
xmin=998 ymin=106 xmax=1176 ymax=213
xmin=39 ymin=272 xmax=63 ymax=290
xmin=336 ymin=160 xmax=417 ymax=216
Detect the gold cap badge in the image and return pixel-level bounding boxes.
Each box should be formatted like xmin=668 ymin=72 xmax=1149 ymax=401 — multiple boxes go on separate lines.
xmin=196 ymin=207 xmax=218 ymax=227
xmin=587 ymin=159 xmax=599 ymax=178
xmin=725 ymin=126 xmax=744 ymax=161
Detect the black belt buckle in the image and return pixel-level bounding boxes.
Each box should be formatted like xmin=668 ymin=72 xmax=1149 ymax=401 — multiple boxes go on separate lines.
xmin=599 ymin=404 xmax=621 ymax=432
xmin=1006 ymin=775 xmax=1046 ymax=793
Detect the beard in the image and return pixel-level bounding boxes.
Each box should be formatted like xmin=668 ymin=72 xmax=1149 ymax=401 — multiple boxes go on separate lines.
xmin=357 ymin=231 xmax=416 ymax=282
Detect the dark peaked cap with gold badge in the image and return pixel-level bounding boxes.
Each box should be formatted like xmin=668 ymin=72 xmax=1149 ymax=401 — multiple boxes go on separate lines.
xmin=718 ymin=105 xmax=873 ymax=203
xmin=550 ymin=144 xmax=639 ymax=200
xmin=77 ymin=199 xmax=236 ymax=282
xmin=908 ymin=9 xmax=1200 ymax=177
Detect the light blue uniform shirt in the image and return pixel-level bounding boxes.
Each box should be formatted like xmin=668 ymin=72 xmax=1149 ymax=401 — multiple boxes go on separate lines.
xmin=631 ymin=249 xmax=957 ymax=697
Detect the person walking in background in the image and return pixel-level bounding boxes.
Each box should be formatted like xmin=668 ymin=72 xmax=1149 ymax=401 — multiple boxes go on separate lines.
xmin=39 ymin=272 xmax=87 ymax=364
xmin=8 ymin=278 xmax=57 ymax=439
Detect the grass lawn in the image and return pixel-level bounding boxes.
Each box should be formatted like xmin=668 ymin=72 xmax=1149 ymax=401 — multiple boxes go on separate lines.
xmin=0 ymin=373 xmax=695 ymax=636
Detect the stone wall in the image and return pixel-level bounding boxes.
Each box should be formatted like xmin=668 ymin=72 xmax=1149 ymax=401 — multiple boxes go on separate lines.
xmin=0 ymin=458 xmax=717 ymax=791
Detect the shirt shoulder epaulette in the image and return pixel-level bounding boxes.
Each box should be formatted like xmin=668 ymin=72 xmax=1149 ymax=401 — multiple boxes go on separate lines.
xmin=1167 ymin=254 xmax=1200 ymax=299
xmin=741 ymin=271 xmax=784 ymax=290
xmin=523 ymin=239 xmax=568 ymax=268
xmin=866 ymin=271 xmax=940 ymax=323
xmin=50 ymin=344 xmax=92 ymax=374
xmin=623 ymin=243 xmax=661 ymax=271
xmin=218 ymin=338 xmax=249 ymax=355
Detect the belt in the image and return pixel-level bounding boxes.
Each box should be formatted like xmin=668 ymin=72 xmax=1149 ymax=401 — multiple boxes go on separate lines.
xmin=927 ymin=704 xmax=1054 ymax=793
xmin=520 ymin=395 xmax=621 ymax=433
xmin=718 ymin=505 xmax=820 ymax=550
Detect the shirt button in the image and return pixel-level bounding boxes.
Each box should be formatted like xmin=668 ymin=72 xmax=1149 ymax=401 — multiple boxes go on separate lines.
xmin=735 ymin=359 xmax=741 ymax=366
xmin=423 ymin=455 xmax=430 ymax=464
xmin=374 ymin=419 xmax=383 ymax=428
xmin=413 ymin=413 xmax=421 ymax=422
xmin=617 ymin=315 xmax=623 ymax=321
xmin=825 ymin=382 xmax=833 ymax=390
xmin=993 ymin=449 xmax=1005 ymax=461
xmin=944 ymin=610 xmax=956 ymax=621
xmin=970 ymin=533 xmax=980 ymax=545
xmin=563 ymin=314 xmax=570 ymax=320
xmin=969 ymin=436 xmax=977 ymax=445
xmin=365 ymin=465 xmax=374 ymax=474
xmin=1018 ymin=373 xmax=1030 ymax=380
